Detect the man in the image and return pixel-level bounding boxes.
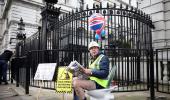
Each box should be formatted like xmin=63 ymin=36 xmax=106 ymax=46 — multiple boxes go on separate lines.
xmin=0 ymin=50 xmax=13 ymax=85
xmin=73 ymin=41 xmax=109 ymax=100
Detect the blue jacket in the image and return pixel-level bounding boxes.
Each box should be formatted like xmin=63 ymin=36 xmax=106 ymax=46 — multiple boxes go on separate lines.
xmin=0 ymin=50 xmax=13 ymax=61
xmin=90 ymin=52 xmax=110 ymax=80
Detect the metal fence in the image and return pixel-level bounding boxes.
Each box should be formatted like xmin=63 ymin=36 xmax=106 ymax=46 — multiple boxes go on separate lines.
xmin=28 ymin=49 xmax=88 ymax=89
xmin=11 ymin=48 xmax=150 ymax=91
xmin=10 ymin=56 xmax=30 ymax=94
xmin=10 ymin=2 xmax=155 ymax=96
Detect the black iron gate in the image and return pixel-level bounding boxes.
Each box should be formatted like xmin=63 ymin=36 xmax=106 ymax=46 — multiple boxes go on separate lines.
xmin=10 ymin=1 xmax=155 ymax=98
xmin=52 ymin=3 xmax=153 ymax=92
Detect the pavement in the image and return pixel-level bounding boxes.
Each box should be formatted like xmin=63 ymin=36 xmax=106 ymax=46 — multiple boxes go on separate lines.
xmin=0 ymin=82 xmax=33 ymax=100
xmin=0 ymin=81 xmax=170 ymax=100
xmin=0 ymin=81 xmax=73 ymax=100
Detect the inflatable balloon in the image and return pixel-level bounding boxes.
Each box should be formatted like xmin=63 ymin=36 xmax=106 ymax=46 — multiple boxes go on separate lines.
xmin=89 ymin=13 xmax=106 ymax=31
xmin=95 ymin=34 xmax=101 ymax=40
xmin=89 ymin=13 xmax=106 ymax=40
xmin=95 ymin=29 xmax=106 ymax=40
xmin=96 ymin=30 xmax=101 ymax=35
xmin=101 ymin=30 xmax=106 ymax=37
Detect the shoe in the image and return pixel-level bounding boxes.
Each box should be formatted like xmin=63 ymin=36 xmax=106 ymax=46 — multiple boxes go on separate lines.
xmin=0 ymin=81 xmax=1 ymax=85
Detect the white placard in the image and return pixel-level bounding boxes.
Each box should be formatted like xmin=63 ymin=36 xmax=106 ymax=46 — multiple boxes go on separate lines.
xmin=34 ymin=63 xmax=56 ymax=80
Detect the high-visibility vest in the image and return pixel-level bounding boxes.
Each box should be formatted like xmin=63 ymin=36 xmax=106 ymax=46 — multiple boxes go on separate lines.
xmin=89 ymin=54 xmax=108 ymax=88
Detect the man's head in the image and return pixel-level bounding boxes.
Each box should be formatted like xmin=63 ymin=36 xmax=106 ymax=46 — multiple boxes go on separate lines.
xmin=4 ymin=50 xmax=13 ymax=58
xmin=88 ymin=41 xmax=100 ymax=57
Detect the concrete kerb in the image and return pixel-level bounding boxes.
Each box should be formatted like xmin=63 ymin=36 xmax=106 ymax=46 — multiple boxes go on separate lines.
xmin=7 ymin=83 xmax=170 ymax=100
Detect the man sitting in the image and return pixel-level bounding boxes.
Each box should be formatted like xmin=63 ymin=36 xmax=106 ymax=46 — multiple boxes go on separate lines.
xmin=73 ymin=41 xmax=110 ymax=100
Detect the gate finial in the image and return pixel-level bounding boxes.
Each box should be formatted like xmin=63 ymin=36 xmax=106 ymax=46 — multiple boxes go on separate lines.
xmin=120 ymin=4 xmax=122 ymax=9
xmin=93 ymin=3 xmax=95 ymax=9
xmin=100 ymin=2 xmax=102 ymax=8
xmin=44 ymin=0 xmax=58 ymax=4
xmin=131 ymin=6 xmax=133 ymax=11
xmin=86 ymin=4 xmax=89 ymax=10
xmin=125 ymin=5 xmax=128 ymax=9
xmin=107 ymin=3 xmax=109 ymax=8
xmin=113 ymin=3 xmax=116 ymax=8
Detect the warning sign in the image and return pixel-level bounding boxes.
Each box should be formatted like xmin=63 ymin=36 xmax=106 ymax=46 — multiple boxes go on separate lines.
xmin=56 ymin=67 xmax=73 ymax=93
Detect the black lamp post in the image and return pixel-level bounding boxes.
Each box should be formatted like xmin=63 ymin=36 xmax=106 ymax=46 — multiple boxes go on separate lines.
xmin=9 ymin=18 xmax=26 ymax=44
xmin=14 ymin=18 xmax=26 ymax=87
xmin=16 ymin=17 xmax=26 ymax=57
xmin=16 ymin=18 xmax=26 ymax=40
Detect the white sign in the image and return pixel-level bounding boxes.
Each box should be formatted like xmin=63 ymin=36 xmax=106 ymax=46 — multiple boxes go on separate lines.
xmin=34 ymin=63 xmax=56 ymax=80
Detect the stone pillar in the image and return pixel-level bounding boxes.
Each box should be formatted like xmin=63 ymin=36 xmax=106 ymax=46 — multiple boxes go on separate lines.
xmin=40 ymin=1 xmax=60 ymax=50
xmin=163 ymin=61 xmax=169 ymax=82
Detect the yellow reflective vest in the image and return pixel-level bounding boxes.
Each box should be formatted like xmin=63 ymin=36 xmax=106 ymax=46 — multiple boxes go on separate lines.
xmin=89 ymin=54 xmax=108 ymax=88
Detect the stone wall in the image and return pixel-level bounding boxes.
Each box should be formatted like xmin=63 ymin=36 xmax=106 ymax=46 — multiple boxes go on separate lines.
xmin=138 ymin=0 xmax=170 ymax=49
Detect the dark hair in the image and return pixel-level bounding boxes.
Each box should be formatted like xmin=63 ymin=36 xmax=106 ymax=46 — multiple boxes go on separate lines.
xmin=0 ymin=50 xmax=13 ymax=61
xmin=4 ymin=50 xmax=13 ymax=57
xmin=4 ymin=50 xmax=12 ymax=53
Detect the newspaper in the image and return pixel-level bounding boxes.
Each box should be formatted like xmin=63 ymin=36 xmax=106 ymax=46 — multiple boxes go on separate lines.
xmin=66 ymin=60 xmax=89 ymax=79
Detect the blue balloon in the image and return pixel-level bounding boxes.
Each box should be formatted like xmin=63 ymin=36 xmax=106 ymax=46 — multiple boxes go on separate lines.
xmin=95 ymin=34 xmax=100 ymax=40
xmin=101 ymin=30 xmax=106 ymax=37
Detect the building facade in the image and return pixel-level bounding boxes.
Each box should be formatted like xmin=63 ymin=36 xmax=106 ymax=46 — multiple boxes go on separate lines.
xmin=138 ymin=0 xmax=170 ymax=49
xmin=138 ymin=0 xmax=170 ymax=83
xmin=0 ymin=0 xmax=44 ymax=53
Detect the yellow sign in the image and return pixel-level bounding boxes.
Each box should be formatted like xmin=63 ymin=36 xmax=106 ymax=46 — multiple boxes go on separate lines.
xmin=56 ymin=67 xmax=73 ymax=93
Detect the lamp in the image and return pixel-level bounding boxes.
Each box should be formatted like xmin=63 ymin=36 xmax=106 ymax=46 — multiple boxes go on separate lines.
xmin=9 ymin=18 xmax=26 ymax=44
xmin=16 ymin=17 xmax=26 ymax=40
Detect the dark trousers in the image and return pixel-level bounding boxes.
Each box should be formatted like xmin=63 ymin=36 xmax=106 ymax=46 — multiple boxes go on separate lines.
xmin=0 ymin=60 xmax=8 ymax=82
xmin=74 ymin=90 xmax=79 ymax=100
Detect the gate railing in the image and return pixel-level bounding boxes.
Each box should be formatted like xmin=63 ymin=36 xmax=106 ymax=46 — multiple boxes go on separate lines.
xmin=11 ymin=48 xmax=150 ymax=92
xmin=11 ymin=48 xmax=170 ymax=94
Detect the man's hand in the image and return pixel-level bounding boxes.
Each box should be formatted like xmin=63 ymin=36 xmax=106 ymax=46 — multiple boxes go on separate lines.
xmin=81 ymin=67 xmax=92 ymax=76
